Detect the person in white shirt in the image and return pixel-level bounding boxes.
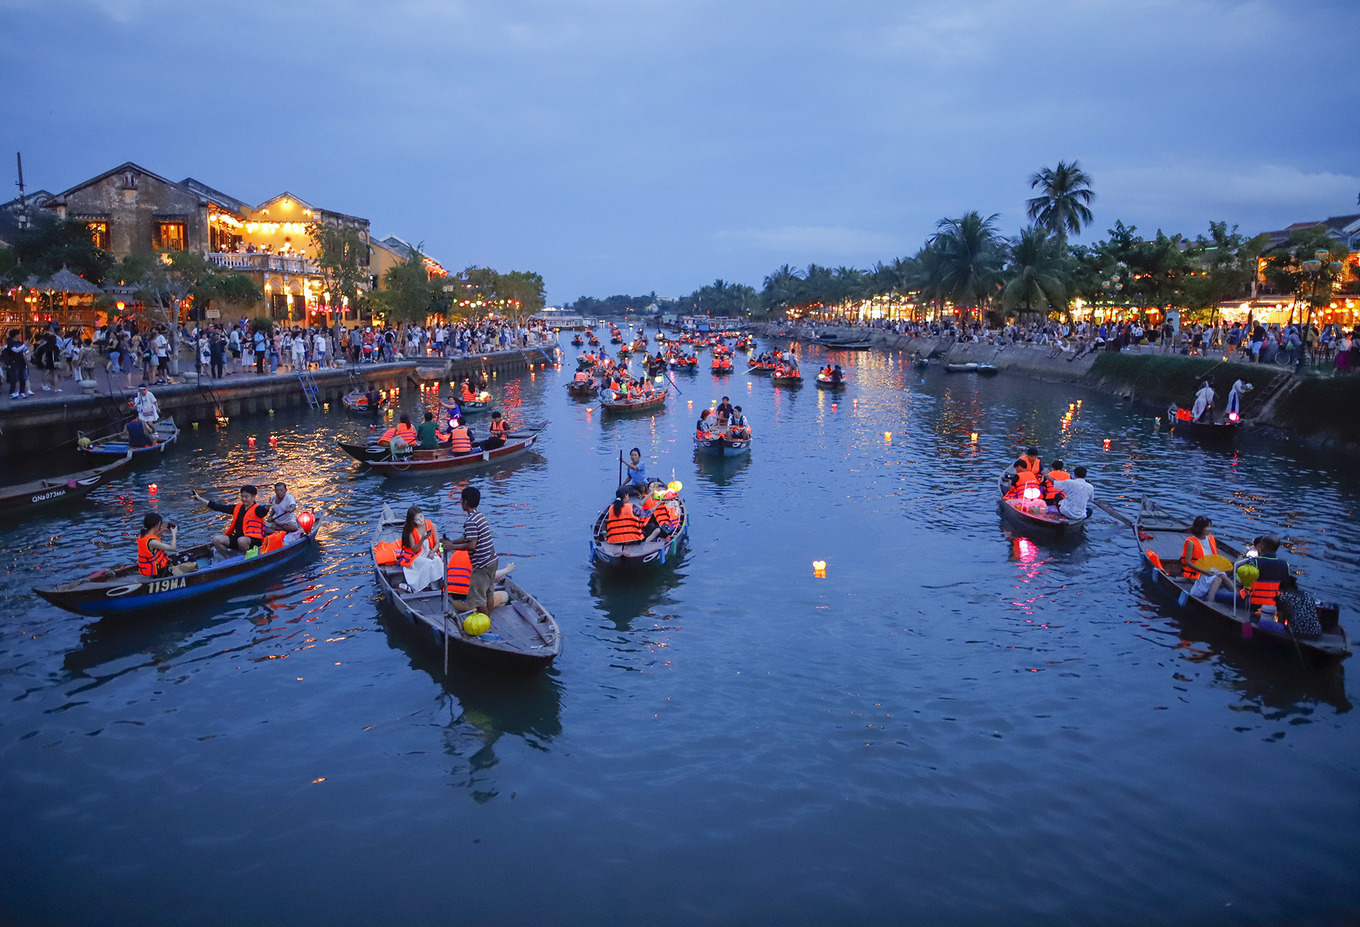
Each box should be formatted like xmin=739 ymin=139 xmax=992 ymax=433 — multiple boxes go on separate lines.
xmin=313 ymin=331 xmax=328 ymax=369
xmin=1051 ymin=466 xmax=1094 ymax=520
xmin=133 ymin=386 xmax=159 ymax=430
xmin=266 ymin=481 xmax=299 ymax=533
xmin=152 ymin=330 xmax=170 ymax=384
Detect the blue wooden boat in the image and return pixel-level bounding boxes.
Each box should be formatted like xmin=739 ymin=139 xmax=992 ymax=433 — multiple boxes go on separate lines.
xmin=34 ymin=517 xmax=321 ymax=618
xmin=590 ymin=495 xmax=688 ymax=569
xmin=80 ymin=420 xmax=180 ymax=458
xmin=694 ymin=426 xmax=751 ymax=457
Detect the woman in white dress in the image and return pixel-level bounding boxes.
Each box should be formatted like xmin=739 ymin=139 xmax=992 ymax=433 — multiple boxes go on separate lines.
xmin=400 ymin=505 xmax=445 ymax=592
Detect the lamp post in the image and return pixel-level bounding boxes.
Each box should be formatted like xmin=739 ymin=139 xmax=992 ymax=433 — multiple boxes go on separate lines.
xmin=1300 ymin=248 xmax=1342 ymax=328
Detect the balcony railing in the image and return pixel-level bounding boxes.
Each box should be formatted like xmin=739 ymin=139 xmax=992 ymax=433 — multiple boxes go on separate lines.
xmin=206 ymin=252 xmax=320 ymax=276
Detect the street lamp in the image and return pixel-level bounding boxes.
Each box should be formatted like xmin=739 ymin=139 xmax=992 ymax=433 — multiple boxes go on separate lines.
xmin=1300 ymin=248 xmax=1343 ymax=328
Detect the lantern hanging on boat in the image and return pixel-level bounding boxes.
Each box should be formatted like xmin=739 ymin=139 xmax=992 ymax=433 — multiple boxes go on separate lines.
xmin=297 ymin=511 xmax=316 ymax=534
xmin=1236 ymin=563 xmax=1259 ymax=588
xmin=1022 ymin=485 xmax=1042 ymax=502
xmin=667 ymin=480 xmax=683 ymax=493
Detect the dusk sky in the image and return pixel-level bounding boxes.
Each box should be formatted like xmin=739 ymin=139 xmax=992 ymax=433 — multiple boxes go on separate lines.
xmin=5 ymin=0 xmax=1358 ymax=305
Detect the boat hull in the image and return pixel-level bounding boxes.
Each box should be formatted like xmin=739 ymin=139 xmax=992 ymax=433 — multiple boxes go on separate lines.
xmin=358 ymin=433 xmax=541 ymax=478
xmin=0 ymin=455 xmax=131 ymax=515
xmin=591 ymin=499 xmax=689 ymax=570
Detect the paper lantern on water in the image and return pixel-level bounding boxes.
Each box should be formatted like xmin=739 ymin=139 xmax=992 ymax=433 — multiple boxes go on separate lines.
xmin=148 ymin=483 xmax=158 ymax=496
xmin=247 ymin=436 xmax=256 ymax=449
xmin=296 ymin=511 xmax=316 ymax=534
xmin=1236 ymin=563 xmax=1259 ymax=588
xmin=269 ymin=435 xmax=278 ymax=448
xmin=463 ymin=612 xmax=491 ymax=637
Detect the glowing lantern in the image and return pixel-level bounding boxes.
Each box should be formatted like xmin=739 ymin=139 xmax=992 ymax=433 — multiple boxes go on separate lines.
xmin=148 ymin=483 xmax=158 ymax=496
xmin=831 ymin=403 xmax=837 ymax=411
xmin=323 ymin=403 xmax=330 ymax=412
xmin=884 ymin=431 xmax=892 ymax=442
xmin=463 ymin=612 xmax=491 ymax=636
xmin=1236 ymin=563 xmax=1259 ymax=588
xmin=667 ymin=480 xmax=683 ymax=493
xmin=970 ymin=432 xmax=978 ymax=442
xmin=1228 ymin=412 xmax=1239 ymax=422
xmin=812 ymin=559 xmax=827 ymax=577
xmin=1022 ymin=485 xmax=1042 ymax=501
xmin=1103 ymin=438 xmax=1111 ymax=449
xmin=296 ymin=511 xmax=316 ymax=534
xmin=269 ymin=435 xmax=278 ymax=448
xmin=247 ymin=436 xmax=256 ymax=449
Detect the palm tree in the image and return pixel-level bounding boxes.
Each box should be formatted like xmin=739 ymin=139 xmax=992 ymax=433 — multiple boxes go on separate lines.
xmin=1026 ymin=160 xmax=1095 ymax=242
xmin=1001 ymin=226 xmax=1070 ymax=319
xmin=931 ymin=212 xmax=1006 ymax=323
xmin=760 ymin=264 xmax=803 ymax=317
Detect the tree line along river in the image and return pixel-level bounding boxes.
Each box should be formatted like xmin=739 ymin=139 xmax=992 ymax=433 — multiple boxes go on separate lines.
xmin=1 ymin=336 xmax=1357 ymax=926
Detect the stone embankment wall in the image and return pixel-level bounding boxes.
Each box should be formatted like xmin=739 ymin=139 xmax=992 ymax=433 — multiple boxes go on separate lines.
xmin=0 ymin=344 xmax=562 ymax=461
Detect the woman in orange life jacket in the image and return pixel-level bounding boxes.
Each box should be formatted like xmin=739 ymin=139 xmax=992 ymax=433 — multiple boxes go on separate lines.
xmin=193 ymin=485 xmax=268 ymax=557
xmin=604 ymin=487 xmax=644 ymax=544
xmin=379 ymin=414 xmax=417 ymax=450
xmin=695 ymin=408 xmax=713 ymax=441
xmin=641 ymin=487 xmax=676 ymax=541
xmin=460 ymin=378 xmax=476 ymax=402
xmin=481 ymin=411 xmax=508 ymax=450
xmin=137 ymin=513 xmax=197 ymax=577
xmin=1180 ymin=515 xmax=1219 ymax=581
xmin=398 ymin=504 xmax=443 ymax=592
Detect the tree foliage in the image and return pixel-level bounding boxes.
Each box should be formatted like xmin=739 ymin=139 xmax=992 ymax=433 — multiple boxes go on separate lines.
xmin=1026 ymin=160 xmax=1095 ymax=241
xmin=308 ymin=222 xmax=369 ymax=306
xmin=0 ymin=219 xmax=114 ymax=287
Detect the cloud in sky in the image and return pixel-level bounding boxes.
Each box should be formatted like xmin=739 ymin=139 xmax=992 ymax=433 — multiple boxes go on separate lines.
xmin=3 ymin=0 xmax=1358 ymax=303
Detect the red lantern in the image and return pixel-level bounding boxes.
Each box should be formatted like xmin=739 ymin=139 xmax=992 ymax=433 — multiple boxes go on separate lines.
xmin=296 ymin=511 xmax=316 ymax=534
xmin=148 ymin=483 xmax=158 ymax=496
xmin=247 ymin=436 xmax=256 ymax=449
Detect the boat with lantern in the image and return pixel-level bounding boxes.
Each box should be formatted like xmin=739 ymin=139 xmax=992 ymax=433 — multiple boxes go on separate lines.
xmin=339 ymin=425 xmax=545 ymax=478
xmin=371 ymin=508 xmax=560 ymax=670
xmin=566 ymin=375 xmax=599 ymax=399
xmin=342 ymin=389 xmax=387 ymax=414
xmin=0 ymin=452 xmax=132 ymax=516
xmin=770 ymin=369 xmax=804 ymax=388
xmin=445 ymin=391 xmax=491 ymax=415
xmin=600 ymin=389 xmax=667 ymax=415
xmin=33 ymin=511 xmax=321 ymax=618
xmin=712 ymin=355 xmax=734 ymax=374
xmin=80 ymin=420 xmax=181 ymax=459
xmin=1165 ymin=404 xmax=1239 ymax=443
xmin=815 ymin=371 xmax=848 ymax=389
xmin=591 ymin=483 xmax=689 ymax=570
xmin=996 ymin=471 xmax=1088 ymax=538
xmin=1134 ymin=497 xmax=1350 ymax=661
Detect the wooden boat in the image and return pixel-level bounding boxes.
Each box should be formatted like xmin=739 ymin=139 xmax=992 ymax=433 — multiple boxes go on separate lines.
xmin=453 ymin=392 xmax=492 ymax=415
xmin=1166 ymin=404 xmax=1238 ymax=443
xmin=34 ymin=516 xmax=321 ymax=618
xmin=371 ymin=512 xmax=560 ymax=669
xmin=565 ymin=377 xmax=598 ymax=398
xmin=570 ymin=336 xmax=584 ymax=346
xmin=770 ymin=372 xmax=804 ymax=387
xmin=600 ymin=390 xmax=667 ymax=414
xmin=711 ymin=358 xmax=734 ymax=374
xmin=81 ymin=419 xmax=180 ymax=458
xmin=747 ymin=359 xmax=774 ymax=374
xmin=815 ymin=335 xmax=873 ymax=350
xmin=577 ymin=354 xmax=598 ymax=370
xmin=345 ymin=427 xmax=544 ymax=478
xmin=815 ymin=372 xmax=847 ymax=389
xmin=0 ymin=452 xmax=132 ymax=515
xmin=911 ymin=355 xmax=930 ymax=368
xmin=976 ymin=363 xmax=999 ymax=375
xmin=995 ymin=472 xmax=1088 ymax=538
xmin=591 ymin=495 xmax=689 ymax=569
xmin=944 ymin=362 xmax=979 ymax=373
xmin=666 ymin=355 xmax=698 ymax=371
xmin=694 ymin=425 xmax=750 ymax=457
xmin=1134 ymin=497 xmax=1350 ymax=661
xmin=342 ymin=389 xmax=387 ymax=414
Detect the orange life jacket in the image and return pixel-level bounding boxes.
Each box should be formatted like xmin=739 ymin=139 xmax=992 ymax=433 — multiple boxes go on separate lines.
xmin=381 ymin=423 xmax=416 ymax=446
xmin=232 ymin=502 xmax=266 ymax=539
xmin=137 ymin=534 xmax=169 ymax=577
xmin=398 ymin=518 xmax=437 ymax=568
xmin=461 ymin=386 xmax=475 ymax=401
xmin=449 ymin=426 xmax=472 ymax=454
xmin=651 ymin=503 xmax=674 ymax=529
xmin=1020 ymin=455 xmax=1042 ymax=474
xmin=1244 ymin=579 xmax=1281 ymax=608
xmin=259 ymin=531 xmax=286 ymax=555
xmin=1047 ymin=469 xmax=1069 ymax=481
xmin=445 ymin=549 xmax=473 ymax=596
xmin=1181 ymin=534 xmax=1218 ymax=580
xmin=490 ymin=418 xmax=507 ymax=436
xmin=605 ymin=503 xmax=643 ymax=543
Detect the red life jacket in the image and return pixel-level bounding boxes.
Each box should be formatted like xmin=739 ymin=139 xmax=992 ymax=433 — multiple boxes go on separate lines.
xmin=398 ymin=518 xmax=437 ymax=568
xmin=232 ymin=502 xmax=267 ymax=539
xmin=1181 ymin=534 xmax=1218 ymax=580
xmin=445 ymin=549 xmax=473 ymax=595
xmin=137 ymin=534 xmax=169 ymax=577
xmin=1245 ymin=580 xmax=1281 ymax=608
xmin=605 ymin=504 xmax=643 ymax=543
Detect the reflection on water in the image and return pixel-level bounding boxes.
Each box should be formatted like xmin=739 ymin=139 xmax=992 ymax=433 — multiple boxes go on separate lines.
xmin=1 ymin=341 xmax=1359 ymax=925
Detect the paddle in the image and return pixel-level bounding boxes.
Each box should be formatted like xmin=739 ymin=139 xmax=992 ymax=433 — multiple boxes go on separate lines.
xmin=442 ymin=547 xmax=451 ymax=676
xmin=666 ymin=370 xmax=685 ymax=396
xmin=1092 ymin=499 xmax=1133 ymax=527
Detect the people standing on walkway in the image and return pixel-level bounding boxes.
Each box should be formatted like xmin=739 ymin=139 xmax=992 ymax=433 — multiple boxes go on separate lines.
xmin=209 ymin=331 xmax=226 ymax=380
xmin=4 ymin=329 xmax=32 ymax=399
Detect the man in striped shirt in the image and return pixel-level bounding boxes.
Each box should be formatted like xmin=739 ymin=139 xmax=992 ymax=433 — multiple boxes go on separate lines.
xmin=445 ymin=486 xmax=498 ymax=614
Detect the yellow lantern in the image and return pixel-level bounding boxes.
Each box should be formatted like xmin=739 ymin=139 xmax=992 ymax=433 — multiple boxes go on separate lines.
xmin=463 ymin=612 xmax=491 ymax=636
xmin=667 ymin=480 xmax=683 ymax=493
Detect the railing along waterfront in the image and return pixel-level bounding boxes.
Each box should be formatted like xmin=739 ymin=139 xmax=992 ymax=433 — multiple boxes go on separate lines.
xmin=206 ymin=252 xmax=320 ymax=275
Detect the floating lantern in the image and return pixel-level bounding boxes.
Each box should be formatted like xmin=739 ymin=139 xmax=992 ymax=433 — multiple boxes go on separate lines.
xmin=831 ymin=403 xmax=837 ymax=411
xmin=296 ymin=511 xmax=316 ymax=534
xmin=1103 ymin=438 xmax=1111 ymax=449
xmin=1069 ymin=403 xmax=1075 ymax=411
xmin=247 ymin=436 xmax=256 ymax=449
xmin=852 ymin=398 xmax=857 ymax=406
xmin=269 ymin=435 xmax=278 ymax=448
xmin=191 ymin=422 xmax=199 ymax=430
xmin=813 ymin=560 xmax=827 ymax=577
xmin=1228 ymin=412 xmax=1239 ymax=422
xmin=323 ymin=402 xmax=330 ymax=412
xmin=970 ymin=432 xmax=978 ymax=442
xmin=268 ymin=409 xmax=275 ymax=416
xmin=884 ymin=431 xmax=892 ymax=442
xmin=688 ymin=400 xmax=693 ymax=408
xmin=148 ymin=483 xmax=158 ymax=496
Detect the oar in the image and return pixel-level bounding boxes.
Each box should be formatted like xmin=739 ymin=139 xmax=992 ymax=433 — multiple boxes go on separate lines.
xmin=666 ymin=370 xmax=685 ymax=396
xmin=442 ymin=548 xmax=451 ymax=676
xmin=1092 ymin=499 xmax=1133 ymax=527
xmin=617 ymin=449 xmax=624 ymax=488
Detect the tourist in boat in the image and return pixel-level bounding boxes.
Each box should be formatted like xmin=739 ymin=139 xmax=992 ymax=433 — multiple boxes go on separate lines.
xmin=729 ymin=406 xmax=750 ymax=438
xmin=1180 ymin=516 xmax=1218 ymax=582
xmin=715 ymin=396 xmax=734 ymax=425
xmin=443 ymin=486 xmax=499 ymax=615
xmin=1042 ymin=459 xmax=1069 ymax=504
xmin=1048 ymin=466 xmax=1094 ymax=519
xmin=136 ymin=513 xmax=196 ymax=578
xmin=695 ymin=408 xmax=713 ymax=439
xmin=1242 ymin=534 xmax=1290 ymax=611
xmin=1003 ymin=458 xmax=1040 ymax=499
xmin=482 ymin=411 xmax=508 ymax=450
xmin=416 ymin=411 xmax=442 ymax=449
xmin=641 ymin=487 xmax=677 ymax=541
xmin=1274 ymin=575 xmax=1322 ymax=638
xmin=1190 ymin=381 xmax=1216 ymax=423
xmin=447 ymin=418 xmax=474 ymax=455
xmin=193 ymin=485 xmax=268 ymax=557
xmin=378 ymin=414 xmax=417 ymax=451
xmin=364 ymin=386 xmax=382 ymax=410
xmin=397 ymin=505 xmax=443 ymax=592
xmin=126 ymin=417 xmax=155 ymax=449
xmin=265 ymin=482 xmax=299 ymax=534
xmin=832 ymin=364 xmax=844 ymax=383
xmin=621 ymin=447 xmax=648 ymax=494
xmin=1018 ymin=447 xmax=1042 ymax=475
xmin=603 ymin=488 xmax=644 ymax=545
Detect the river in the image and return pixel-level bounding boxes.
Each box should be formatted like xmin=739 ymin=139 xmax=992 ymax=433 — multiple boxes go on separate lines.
xmin=1 ymin=335 xmax=1357 ymax=926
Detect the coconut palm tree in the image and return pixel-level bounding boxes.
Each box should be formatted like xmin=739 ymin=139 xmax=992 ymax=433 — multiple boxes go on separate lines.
xmin=1026 ymin=160 xmax=1095 ymax=242
xmin=931 ymin=212 xmax=1006 ymax=323
xmin=760 ymin=264 xmax=803 ymax=317
xmin=1001 ymin=226 xmax=1070 ymax=319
